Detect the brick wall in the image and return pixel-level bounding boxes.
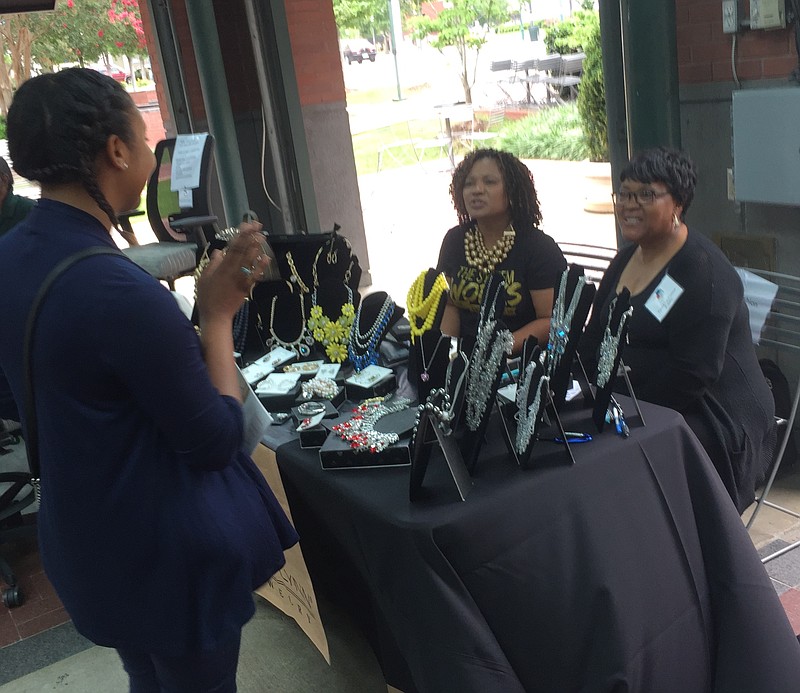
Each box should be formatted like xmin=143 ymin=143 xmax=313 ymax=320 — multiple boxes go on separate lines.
xmin=285 ymin=0 xmax=346 ymax=105
xmin=676 ymin=0 xmax=798 ymax=83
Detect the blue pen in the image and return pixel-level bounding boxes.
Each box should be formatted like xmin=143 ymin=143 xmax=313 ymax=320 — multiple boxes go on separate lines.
xmin=540 ymin=431 xmax=593 ymax=444
xmin=500 ymin=368 xmax=520 ymax=383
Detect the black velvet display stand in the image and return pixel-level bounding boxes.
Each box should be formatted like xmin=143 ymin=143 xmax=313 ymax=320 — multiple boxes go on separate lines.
xmin=407 ymin=268 xmax=449 ymax=401
xmin=497 ymin=338 xmax=576 ymax=468
xmin=250 ymin=281 xmax=312 ymax=358
xmin=409 ymin=350 xmax=471 ymax=502
xmin=548 ymin=264 xmax=596 ymax=408
xmin=460 ymin=273 xmax=512 ymax=474
xmin=348 ymin=290 xmax=405 ymax=372
xmin=411 ymin=330 xmax=451 ymax=404
xmin=592 ymin=288 xmax=635 ymax=432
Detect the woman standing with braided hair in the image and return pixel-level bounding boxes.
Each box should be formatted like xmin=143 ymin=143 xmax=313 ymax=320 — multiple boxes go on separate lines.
xmin=437 ymin=148 xmax=566 ymax=353
xmin=0 ymin=69 xmax=297 ymax=691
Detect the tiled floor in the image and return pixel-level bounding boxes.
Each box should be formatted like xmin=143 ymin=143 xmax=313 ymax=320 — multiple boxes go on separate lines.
xmin=0 ymin=535 xmax=70 ymax=649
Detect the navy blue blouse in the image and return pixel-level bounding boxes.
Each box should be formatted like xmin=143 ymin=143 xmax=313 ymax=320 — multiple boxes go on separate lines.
xmin=0 ymin=200 xmax=297 ymax=655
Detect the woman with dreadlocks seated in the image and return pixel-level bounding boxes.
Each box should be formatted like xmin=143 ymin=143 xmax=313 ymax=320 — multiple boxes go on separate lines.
xmin=436 ymin=148 xmax=566 ymax=353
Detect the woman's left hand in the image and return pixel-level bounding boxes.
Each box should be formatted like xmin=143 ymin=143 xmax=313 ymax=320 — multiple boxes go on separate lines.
xmin=197 ymin=222 xmax=270 ymax=323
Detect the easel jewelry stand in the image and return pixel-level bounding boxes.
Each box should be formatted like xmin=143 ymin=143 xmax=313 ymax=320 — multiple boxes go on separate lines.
xmin=497 ymin=340 xmax=577 ymax=467
xmin=348 ymin=291 xmax=403 ymax=371
xmin=547 ymin=265 xmax=596 ymax=408
xmin=460 ymin=273 xmax=514 ymax=474
xmin=409 ymin=353 xmax=471 ymax=502
xmin=410 ymin=330 xmax=451 ymax=404
xmin=589 ymin=290 xmax=645 ymax=432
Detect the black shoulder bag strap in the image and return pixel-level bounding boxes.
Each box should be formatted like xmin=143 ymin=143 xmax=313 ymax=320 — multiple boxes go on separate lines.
xmin=23 ymin=247 xmax=126 ymax=500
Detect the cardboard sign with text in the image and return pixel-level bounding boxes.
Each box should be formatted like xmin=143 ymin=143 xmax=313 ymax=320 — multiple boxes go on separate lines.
xmin=251 ymin=444 xmax=330 ymax=663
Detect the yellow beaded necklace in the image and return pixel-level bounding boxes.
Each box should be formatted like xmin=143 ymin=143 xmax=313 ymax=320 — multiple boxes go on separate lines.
xmin=464 ymin=224 xmax=516 ymax=274
xmin=406 ymin=270 xmax=449 ymax=344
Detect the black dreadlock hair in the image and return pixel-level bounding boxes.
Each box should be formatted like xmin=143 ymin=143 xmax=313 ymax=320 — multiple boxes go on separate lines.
xmin=620 ymin=146 xmax=698 ymax=221
xmin=7 ymin=68 xmax=136 ymax=230
xmin=449 ymin=148 xmax=543 ymax=232
xmin=0 ymin=157 xmax=14 ymax=194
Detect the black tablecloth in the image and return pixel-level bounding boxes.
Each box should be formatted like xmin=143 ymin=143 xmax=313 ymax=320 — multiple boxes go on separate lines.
xmin=271 ymin=401 xmax=800 ymax=693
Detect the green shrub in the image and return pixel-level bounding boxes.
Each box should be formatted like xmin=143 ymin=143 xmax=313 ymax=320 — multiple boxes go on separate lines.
xmin=540 ymin=9 xmax=607 ymax=162
xmin=0 ymin=116 xmax=6 ymax=140
xmin=576 ymin=17 xmax=607 ymax=161
xmin=497 ymin=104 xmax=589 ymax=161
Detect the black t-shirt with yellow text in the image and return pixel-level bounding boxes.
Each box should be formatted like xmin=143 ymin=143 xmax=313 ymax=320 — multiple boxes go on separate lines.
xmin=437 ymin=223 xmax=566 ymax=336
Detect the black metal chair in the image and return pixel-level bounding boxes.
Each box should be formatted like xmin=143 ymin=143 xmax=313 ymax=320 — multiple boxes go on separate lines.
xmin=122 ymin=135 xmax=218 ymax=290
xmin=740 ymin=268 xmax=800 ymax=563
xmin=1 ymin=438 xmax=36 ymax=607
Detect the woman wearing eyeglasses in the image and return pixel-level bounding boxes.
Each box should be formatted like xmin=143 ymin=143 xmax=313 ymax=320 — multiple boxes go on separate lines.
xmin=580 ymin=147 xmax=775 ymax=514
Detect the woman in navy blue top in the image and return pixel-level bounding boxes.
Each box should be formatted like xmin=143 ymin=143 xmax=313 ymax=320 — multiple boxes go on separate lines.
xmin=0 ymin=69 xmax=297 ymax=691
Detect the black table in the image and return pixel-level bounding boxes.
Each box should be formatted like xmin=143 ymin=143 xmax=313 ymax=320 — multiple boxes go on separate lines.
xmin=270 ymin=400 xmax=800 ymax=693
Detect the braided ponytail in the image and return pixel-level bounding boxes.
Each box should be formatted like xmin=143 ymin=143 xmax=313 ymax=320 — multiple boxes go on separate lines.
xmin=7 ymin=68 xmax=136 ymax=229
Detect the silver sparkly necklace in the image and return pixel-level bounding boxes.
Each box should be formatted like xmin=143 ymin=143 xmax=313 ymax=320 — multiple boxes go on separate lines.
xmin=596 ymin=298 xmax=634 ymax=388
xmin=547 ymin=270 xmax=588 ymax=376
xmin=515 ymin=360 xmax=550 ymax=452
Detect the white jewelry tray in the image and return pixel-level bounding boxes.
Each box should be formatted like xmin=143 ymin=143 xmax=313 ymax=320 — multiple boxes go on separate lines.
xmin=255 ymin=372 xmax=302 ymax=395
xmin=345 ymin=364 xmax=393 ymax=387
xmin=282 ymin=359 xmax=325 ymax=375
xmin=241 ymin=362 xmax=275 ymax=386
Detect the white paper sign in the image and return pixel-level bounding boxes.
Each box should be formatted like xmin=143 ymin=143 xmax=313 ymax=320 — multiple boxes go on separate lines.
xmin=735 ymin=267 xmax=779 ymax=344
xmin=170 ymin=133 xmax=208 ymax=192
xmin=644 ymin=274 xmax=684 ymax=322
xmin=237 ymin=368 xmax=273 ymax=454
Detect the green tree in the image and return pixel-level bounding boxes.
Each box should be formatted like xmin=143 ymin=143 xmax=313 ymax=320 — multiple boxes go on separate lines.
xmin=412 ymin=0 xmax=509 ymax=104
xmin=0 ymin=1 xmax=145 ymax=114
xmin=576 ymin=16 xmax=606 ymax=161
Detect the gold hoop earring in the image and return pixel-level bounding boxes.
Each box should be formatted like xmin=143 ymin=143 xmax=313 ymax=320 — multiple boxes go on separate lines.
xmin=672 ymin=212 xmax=680 ymax=229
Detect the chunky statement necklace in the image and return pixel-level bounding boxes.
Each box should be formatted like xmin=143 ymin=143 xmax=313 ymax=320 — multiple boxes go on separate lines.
xmin=412 ymin=346 xmax=468 ymax=443
xmin=348 ymin=294 xmax=395 ymax=371
xmin=596 ymin=298 xmax=633 ymax=388
xmin=308 ymin=245 xmax=356 ymax=363
xmin=464 ymin=224 xmax=516 ymax=274
xmin=332 ymin=398 xmax=411 ymax=453
xmin=309 ymin=288 xmax=355 ymax=363
xmin=406 ymin=271 xmax=448 ymax=343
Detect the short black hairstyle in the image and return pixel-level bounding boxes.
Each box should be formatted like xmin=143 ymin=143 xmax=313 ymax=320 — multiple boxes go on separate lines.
xmin=0 ymin=157 xmax=13 ymax=194
xmin=450 ymin=148 xmax=543 ymax=231
xmin=7 ymin=68 xmax=136 ymax=229
xmin=620 ymin=146 xmax=697 ymax=219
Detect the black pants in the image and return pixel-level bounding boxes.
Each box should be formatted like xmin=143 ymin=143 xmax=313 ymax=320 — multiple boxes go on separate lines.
xmin=116 ymin=633 xmax=241 ymax=693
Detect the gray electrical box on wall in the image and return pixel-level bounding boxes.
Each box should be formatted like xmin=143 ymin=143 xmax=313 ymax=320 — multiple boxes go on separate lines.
xmin=732 ymin=88 xmax=800 ymax=206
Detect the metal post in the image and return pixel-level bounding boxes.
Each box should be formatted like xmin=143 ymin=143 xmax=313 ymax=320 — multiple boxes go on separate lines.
xmin=143 ymin=0 xmax=192 ymax=134
xmin=388 ymin=0 xmax=403 ymax=101
xmin=619 ymin=0 xmax=681 ymax=153
xmin=598 ymin=0 xmax=628 ymax=247
xmin=183 ymin=0 xmax=250 ymax=226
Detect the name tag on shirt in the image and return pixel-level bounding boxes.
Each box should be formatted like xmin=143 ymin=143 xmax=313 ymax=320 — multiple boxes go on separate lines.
xmin=644 ymin=274 xmax=684 ymax=322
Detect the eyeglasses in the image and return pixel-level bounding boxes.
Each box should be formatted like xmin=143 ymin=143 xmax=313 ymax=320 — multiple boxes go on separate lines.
xmin=611 ymin=190 xmax=671 ymax=206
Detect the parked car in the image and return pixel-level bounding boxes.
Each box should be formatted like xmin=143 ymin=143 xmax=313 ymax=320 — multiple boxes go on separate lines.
xmin=343 ymin=39 xmax=376 ymax=64
xmin=88 ymin=62 xmax=127 ymax=82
